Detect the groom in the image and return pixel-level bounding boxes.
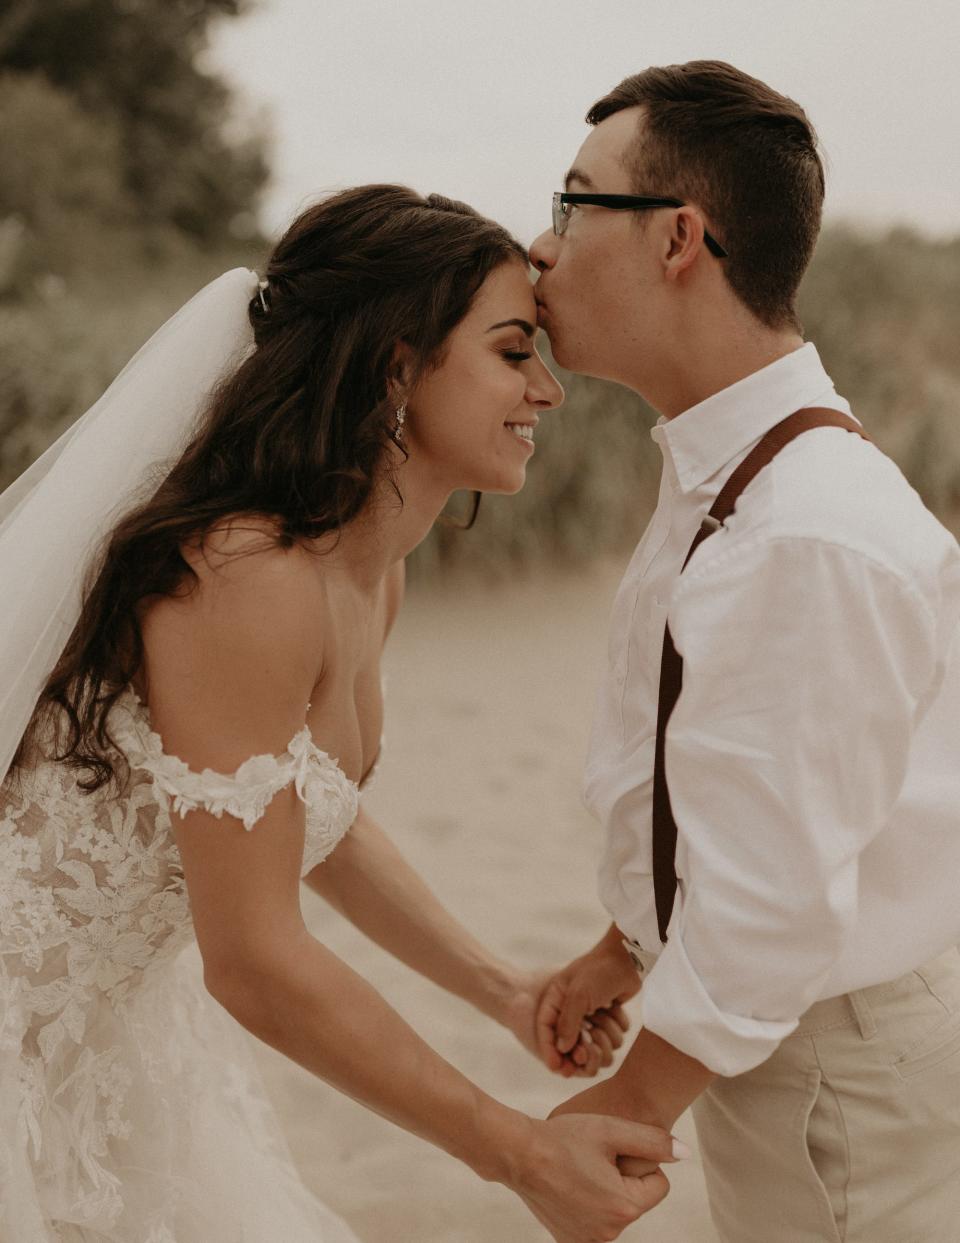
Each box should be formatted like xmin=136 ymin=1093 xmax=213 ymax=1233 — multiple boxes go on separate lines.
xmin=530 ymin=60 xmax=960 ymax=1242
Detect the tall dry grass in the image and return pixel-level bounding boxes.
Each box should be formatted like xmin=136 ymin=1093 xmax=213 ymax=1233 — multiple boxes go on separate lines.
xmin=798 ymin=227 xmax=960 ymax=528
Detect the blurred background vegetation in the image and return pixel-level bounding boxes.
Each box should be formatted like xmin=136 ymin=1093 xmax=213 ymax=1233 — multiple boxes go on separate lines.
xmin=2 ymin=0 xmax=959 ymax=584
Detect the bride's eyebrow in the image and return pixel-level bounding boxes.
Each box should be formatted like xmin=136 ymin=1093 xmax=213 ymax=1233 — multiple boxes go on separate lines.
xmin=486 ymin=318 xmax=534 ymax=337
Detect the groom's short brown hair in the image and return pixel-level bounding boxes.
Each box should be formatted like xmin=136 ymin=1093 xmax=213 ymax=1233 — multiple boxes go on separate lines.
xmin=588 ymin=60 xmax=824 ymax=332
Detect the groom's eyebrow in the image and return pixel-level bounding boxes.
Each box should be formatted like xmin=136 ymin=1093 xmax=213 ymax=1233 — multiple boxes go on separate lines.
xmin=487 ymin=318 xmax=534 ymax=336
xmin=564 ymin=167 xmax=595 ymax=191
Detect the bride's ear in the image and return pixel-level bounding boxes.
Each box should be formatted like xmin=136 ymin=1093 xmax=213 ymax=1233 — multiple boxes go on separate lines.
xmin=388 ymin=340 xmax=416 ymax=393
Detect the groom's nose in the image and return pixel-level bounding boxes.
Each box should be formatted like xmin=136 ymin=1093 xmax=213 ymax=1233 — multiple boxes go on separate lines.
xmin=529 ymin=228 xmax=557 ymax=271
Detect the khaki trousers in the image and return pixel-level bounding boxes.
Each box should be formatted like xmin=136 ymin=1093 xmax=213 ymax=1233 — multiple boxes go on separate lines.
xmin=689 ymin=946 xmax=960 ymax=1243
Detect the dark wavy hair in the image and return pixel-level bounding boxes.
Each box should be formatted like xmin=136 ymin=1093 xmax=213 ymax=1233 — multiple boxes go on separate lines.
xmin=15 ymin=184 xmax=526 ymax=792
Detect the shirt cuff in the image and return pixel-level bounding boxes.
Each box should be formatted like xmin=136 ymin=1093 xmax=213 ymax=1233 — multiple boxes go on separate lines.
xmin=636 ymin=933 xmax=799 ymax=1076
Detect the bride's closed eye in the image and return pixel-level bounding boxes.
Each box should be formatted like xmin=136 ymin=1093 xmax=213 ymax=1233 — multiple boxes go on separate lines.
xmin=502 ymin=350 xmax=532 ymax=363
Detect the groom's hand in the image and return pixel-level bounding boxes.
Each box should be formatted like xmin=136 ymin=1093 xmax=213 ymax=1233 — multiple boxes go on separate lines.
xmin=535 ymin=927 xmax=641 ymax=1077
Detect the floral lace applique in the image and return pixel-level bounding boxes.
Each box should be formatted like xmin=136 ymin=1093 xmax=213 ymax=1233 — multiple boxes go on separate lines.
xmin=113 ymin=691 xmax=359 ymax=834
xmin=135 ymin=725 xmax=319 ymax=831
xmin=0 ymin=689 xmax=361 ymax=1236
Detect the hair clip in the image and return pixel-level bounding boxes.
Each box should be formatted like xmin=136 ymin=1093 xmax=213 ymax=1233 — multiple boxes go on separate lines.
xmin=257 ymin=278 xmax=269 ymax=314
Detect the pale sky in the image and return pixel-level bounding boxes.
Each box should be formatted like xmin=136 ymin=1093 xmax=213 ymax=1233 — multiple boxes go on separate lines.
xmin=209 ymin=0 xmax=960 ymax=246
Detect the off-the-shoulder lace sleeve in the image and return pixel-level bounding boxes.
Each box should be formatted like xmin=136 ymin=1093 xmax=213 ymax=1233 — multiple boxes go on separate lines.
xmin=108 ymin=689 xmax=360 ymax=845
xmin=138 ymin=727 xmax=317 ymax=831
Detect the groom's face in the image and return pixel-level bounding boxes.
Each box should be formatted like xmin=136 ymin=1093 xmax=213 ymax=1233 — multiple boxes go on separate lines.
xmin=531 ymin=107 xmax=663 ymax=384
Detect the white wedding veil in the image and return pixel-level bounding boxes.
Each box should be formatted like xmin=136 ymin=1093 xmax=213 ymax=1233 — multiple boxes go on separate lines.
xmin=0 ymin=267 xmax=259 ymax=785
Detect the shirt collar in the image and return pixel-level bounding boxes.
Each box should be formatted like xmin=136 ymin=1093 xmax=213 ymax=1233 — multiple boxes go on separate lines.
xmin=650 ymin=343 xmax=851 ymax=494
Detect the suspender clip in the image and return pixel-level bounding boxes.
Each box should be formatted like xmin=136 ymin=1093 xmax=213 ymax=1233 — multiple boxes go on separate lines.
xmin=700 ymin=514 xmax=723 ymax=535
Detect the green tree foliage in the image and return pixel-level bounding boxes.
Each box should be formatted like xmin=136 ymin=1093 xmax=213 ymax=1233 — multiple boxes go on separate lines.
xmin=0 ymin=249 xmax=254 ymax=489
xmin=0 ymin=72 xmax=134 ymax=280
xmin=0 ymin=0 xmax=268 ymax=244
xmin=0 ymin=0 xmax=267 ymax=484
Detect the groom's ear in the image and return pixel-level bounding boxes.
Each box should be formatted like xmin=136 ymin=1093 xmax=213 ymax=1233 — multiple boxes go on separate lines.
xmin=663 ymin=205 xmax=710 ymax=280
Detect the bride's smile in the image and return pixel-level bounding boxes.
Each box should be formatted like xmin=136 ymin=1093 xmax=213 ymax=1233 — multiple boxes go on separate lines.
xmin=393 ymin=259 xmax=562 ymax=499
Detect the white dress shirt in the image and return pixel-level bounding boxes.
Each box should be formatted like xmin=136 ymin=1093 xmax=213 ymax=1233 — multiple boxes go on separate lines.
xmin=584 ymin=343 xmax=960 ymax=1076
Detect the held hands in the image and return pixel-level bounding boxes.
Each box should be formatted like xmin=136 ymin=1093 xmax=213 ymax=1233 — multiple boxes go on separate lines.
xmin=500 ymin=967 xmax=632 ymax=1077
xmin=506 ymin=1112 xmax=683 ymax=1243
xmin=534 ymin=929 xmax=643 ymax=1078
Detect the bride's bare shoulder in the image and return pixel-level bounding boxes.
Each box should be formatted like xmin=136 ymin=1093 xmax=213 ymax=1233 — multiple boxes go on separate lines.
xmin=140 ymin=516 xmax=329 ymax=680
xmin=138 ymin=519 xmax=330 ymax=765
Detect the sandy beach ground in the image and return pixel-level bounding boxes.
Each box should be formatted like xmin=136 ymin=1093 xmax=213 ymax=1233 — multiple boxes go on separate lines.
xmin=251 ymin=559 xmax=718 ymax=1242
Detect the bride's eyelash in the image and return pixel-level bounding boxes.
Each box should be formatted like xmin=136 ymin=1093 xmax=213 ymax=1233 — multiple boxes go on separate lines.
xmin=502 ymin=350 xmax=532 ymax=362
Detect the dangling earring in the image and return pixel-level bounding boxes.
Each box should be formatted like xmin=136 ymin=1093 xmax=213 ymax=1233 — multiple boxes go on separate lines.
xmin=393 ymin=401 xmax=407 ymax=444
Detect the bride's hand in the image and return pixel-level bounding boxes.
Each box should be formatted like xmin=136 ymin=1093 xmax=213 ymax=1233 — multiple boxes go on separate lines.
xmin=500 ymin=968 xmax=629 ymax=1077
xmin=503 ymin=1112 xmax=678 ymax=1242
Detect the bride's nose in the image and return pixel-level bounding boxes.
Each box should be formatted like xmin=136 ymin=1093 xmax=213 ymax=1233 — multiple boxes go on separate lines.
xmin=526 ymin=361 xmax=564 ymax=410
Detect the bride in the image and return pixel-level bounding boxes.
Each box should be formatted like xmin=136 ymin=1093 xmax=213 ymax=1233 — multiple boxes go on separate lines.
xmin=0 ymin=184 xmax=680 ymax=1242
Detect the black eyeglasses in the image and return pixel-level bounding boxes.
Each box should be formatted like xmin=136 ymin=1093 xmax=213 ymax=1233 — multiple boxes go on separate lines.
xmin=552 ymin=191 xmax=728 ymax=259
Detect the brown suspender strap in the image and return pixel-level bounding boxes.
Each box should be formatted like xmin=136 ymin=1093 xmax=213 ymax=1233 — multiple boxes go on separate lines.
xmin=651 ymin=407 xmax=871 ymax=944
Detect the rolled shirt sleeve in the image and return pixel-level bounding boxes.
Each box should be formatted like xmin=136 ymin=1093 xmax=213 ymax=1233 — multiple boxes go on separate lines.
xmin=636 ymin=532 xmax=941 ymax=1076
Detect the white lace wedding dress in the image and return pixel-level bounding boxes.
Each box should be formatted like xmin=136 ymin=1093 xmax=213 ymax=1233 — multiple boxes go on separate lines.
xmin=0 ymin=688 xmax=363 ymax=1242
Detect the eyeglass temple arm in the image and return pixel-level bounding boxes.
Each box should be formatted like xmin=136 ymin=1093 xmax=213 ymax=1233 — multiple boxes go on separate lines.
xmin=556 ymin=193 xmax=728 ymax=258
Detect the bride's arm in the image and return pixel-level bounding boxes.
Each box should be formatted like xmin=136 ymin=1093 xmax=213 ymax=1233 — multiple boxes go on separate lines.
xmin=181 ymin=784 xmax=681 ymax=1238
xmin=305 ymin=810 xmax=517 ymax=1021
xmin=140 ymin=538 xmax=680 ymax=1240
xmin=305 ymin=806 xmax=615 ymax=1069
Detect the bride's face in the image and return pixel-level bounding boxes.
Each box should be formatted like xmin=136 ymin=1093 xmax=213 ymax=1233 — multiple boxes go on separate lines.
xmin=402 ymin=260 xmax=563 ymax=494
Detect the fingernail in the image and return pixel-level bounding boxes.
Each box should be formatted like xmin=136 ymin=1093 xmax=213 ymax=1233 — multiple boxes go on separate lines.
xmin=671 ymin=1138 xmax=692 ymax=1160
